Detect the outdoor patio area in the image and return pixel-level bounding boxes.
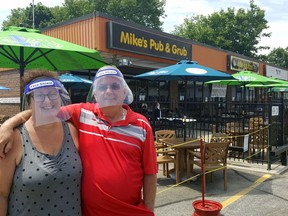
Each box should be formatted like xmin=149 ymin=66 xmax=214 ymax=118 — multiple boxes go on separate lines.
xmin=155 ymin=158 xmax=288 ymax=216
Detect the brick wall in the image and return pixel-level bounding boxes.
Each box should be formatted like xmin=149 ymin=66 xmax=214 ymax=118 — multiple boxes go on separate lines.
xmin=0 ymin=69 xmax=21 ymax=117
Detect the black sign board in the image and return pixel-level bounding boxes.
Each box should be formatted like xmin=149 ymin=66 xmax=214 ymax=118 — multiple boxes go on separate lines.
xmin=227 ymin=55 xmax=259 ymax=73
xmin=107 ymin=22 xmax=192 ymax=61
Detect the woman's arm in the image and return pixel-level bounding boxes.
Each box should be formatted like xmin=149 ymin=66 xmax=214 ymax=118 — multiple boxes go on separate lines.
xmin=0 ymin=110 xmax=31 ymax=158
xmin=0 ymin=129 xmax=22 ymax=215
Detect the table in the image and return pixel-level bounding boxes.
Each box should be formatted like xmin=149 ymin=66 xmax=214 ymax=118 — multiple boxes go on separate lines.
xmin=158 ymin=117 xmax=197 ymax=137
xmin=159 ymin=137 xmax=206 ymax=179
xmin=158 ymin=117 xmax=197 ymax=123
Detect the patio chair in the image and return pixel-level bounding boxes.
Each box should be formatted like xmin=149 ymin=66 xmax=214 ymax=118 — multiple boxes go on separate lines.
xmin=186 ymin=141 xmax=230 ymax=192
xmin=155 ymin=130 xmax=176 ymax=150
xmin=155 ymin=130 xmax=177 ymax=176
xmin=157 ymin=149 xmax=180 ymax=183
xmin=248 ymin=127 xmax=268 ymax=161
xmin=248 ymin=117 xmax=264 ymax=132
xmin=210 ymin=132 xmax=231 ymax=144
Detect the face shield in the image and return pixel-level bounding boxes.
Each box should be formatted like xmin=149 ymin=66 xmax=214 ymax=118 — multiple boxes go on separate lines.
xmin=22 ymin=77 xmax=71 ymax=126
xmin=86 ymin=66 xmax=133 ymax=108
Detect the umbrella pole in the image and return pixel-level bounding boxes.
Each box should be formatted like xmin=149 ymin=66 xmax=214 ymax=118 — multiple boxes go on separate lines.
xmin=19 ymin=53 xmax=25 ymax=111
xmin=200 ymin=137 xmax=205 ymax=206
xmin=184 ymin=80 xmax=188 ymax=141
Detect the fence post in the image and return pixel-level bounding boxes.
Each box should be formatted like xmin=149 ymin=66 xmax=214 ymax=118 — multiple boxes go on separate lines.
xmin=267 ymin=94 xmax=272 ymax=171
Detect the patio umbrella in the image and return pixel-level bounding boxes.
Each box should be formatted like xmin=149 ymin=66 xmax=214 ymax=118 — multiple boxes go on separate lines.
xmin=134 ymin=60 xmax=233 ymax=111
xmin=0 ymin=26 xmax=107 ymax=76
xmin=59 ymin=73 xmax=92 ymax=87
xmin=206 ymin=71 xmax=281 ymax=86
xmin=58 ymin=73 xmax=93 ymax=103
xmin=205 ymin=71 xmax=283 ymax=101
xmin=0 ymin=85 xmax=10 ymax=90
xmin=0 ymin=26 xmax=107 ymax=107
xmin=270 ymin=86 xmax=288 ymax=92
xmin=245 ymin=77 xmax=288 ymax=88
xmin=134 ymin=60 xmax=233 ymax=139
xmin=134 ymin=60 xmax=233 ymax=82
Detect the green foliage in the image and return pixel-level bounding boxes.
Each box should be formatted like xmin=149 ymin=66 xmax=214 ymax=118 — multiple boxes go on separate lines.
xmin=61 ymin=0 xmax=166 ymax=30
xmin=2 ymin=3 xmax=56 ymax=29
xmin=172 ymin=0 xmax=271 ymax=58
xmin=266 ymin=47 xmax=288 ymax=68
xmin=1 ymin=0 xmax=165 ymax=30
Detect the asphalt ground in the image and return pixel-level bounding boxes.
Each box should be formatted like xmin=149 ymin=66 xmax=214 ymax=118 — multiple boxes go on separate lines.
xmin=154 ymin=160 xmax=288 ymax=216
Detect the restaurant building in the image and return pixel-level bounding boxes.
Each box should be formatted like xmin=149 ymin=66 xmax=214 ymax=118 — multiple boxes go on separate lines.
xmin=0 ymin=11 xmax=287 ymax=117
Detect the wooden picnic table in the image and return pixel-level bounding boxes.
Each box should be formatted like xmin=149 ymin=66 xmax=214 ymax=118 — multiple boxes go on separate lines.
xmin=159 ymin=137 xmax=206 ymax=180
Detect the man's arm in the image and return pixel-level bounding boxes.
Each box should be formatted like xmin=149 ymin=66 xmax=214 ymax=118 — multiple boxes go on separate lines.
xmin=0 ymin=129 xmax=21 ymax=215
xmin=0 ymin=110 xmax=31 ymax=158
xmin=143 ymin=174 xmax=157 ymax=212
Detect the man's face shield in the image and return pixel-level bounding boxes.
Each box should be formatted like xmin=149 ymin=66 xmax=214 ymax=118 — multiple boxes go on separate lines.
xmin=22 ymin=77 xmax=71 ymax=126
xmin=87 ymin=66 xmax=133 ymax=108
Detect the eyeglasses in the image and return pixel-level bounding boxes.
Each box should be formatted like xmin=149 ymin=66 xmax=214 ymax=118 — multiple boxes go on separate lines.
xmin=32 ymin=92 xmax=60 ymax=102
xmin=97 ymin=83 xmax=121 ymax=91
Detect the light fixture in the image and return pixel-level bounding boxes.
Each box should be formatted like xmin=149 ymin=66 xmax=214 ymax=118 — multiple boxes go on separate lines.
xmin=118 ymin=58 xmax=133 ymax=66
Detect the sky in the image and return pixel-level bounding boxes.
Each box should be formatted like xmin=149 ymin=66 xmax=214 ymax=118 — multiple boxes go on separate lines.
xmin=0 ymin=0 xmax=287 ymax=54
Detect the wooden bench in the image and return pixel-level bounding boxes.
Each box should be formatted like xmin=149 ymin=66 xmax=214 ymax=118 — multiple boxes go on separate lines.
xmin=270 ymin=144 xmax=288 ymax=165
xmin=271 ymin=144 xmax=288 ymax=156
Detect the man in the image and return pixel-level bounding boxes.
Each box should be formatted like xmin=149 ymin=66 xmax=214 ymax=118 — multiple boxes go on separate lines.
xmin=0 ymin=65 xmax=158 ymax=216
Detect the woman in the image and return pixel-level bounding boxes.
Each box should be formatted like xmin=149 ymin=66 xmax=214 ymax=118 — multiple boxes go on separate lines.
xmin=0 ymin=70 xmax=82 ymax=216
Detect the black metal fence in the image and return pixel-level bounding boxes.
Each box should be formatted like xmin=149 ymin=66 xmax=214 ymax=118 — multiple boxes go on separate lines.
xmin=131 ymin=97 xmax=288 ymax=167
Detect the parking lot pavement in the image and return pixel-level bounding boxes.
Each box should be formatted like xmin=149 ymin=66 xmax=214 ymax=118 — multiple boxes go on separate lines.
xmin=154 ymin=161 xmax=288 ymax=216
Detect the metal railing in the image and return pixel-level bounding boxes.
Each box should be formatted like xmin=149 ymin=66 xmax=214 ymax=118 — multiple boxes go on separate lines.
xmin=131 ymin=98 xmax=288 ymax=166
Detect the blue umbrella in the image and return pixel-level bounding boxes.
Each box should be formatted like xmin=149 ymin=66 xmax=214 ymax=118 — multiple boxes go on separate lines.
xmin=0 ymin=85 xmax=10 ymax=90
xmin=134 ymin=60 xmax=233 ymax=82
xmin=59 ymin=73 xmax=93 ymax=103
xmin=134 ymin=60 xmax=234 ymax=139
xmin=59 ymin=73 xmax=93 ymax=90
xmin=59 ymin=73 xmax=93 ymax=85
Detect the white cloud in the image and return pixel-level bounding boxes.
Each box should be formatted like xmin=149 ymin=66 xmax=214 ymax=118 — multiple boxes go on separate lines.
xmin=1 ymin=0 xmax=287 ymax=53
xmin=162 ymin=0 xmax=288 ymax=53
xmin=0 ymin=0 xmax=64 ymax=26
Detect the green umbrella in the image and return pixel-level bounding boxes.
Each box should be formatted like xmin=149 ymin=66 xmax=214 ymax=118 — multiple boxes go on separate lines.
xmin=206 ymin=71 xmax=280 ymax=86
xmin=205 ymin=79 xmax=243 ymax=86
xmin=0 ymin=26 xmax=108 ymax=107
xmin=246 ymin=77 xmax=288 ymax=88
xmin=0 ymin=26 xmax=108 ymax=76
xmin=270 ymin=87 xmax=288 ymax=92
xmin=205 ymin=71 xmax=283 ymax=101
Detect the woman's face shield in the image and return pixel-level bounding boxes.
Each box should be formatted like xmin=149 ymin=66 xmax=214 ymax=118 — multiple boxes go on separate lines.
xmin=22 ymin=78 xmax=71 ymax=126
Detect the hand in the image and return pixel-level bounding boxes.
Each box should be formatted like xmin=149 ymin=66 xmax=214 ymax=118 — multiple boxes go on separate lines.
xmin=0 ymin=110 xmax=32 ymax=158
xmin=0 ymin=125 xmax=14 ymax=158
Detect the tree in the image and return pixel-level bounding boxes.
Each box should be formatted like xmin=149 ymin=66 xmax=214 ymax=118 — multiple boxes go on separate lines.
xmin=172 ymin=0 xmax=271 ymax=58
xmin=2 ymin=2 xmax=56 ymax=29
xmin=61 ymin=0 xmax=166 ymax=30
xmin=2 ymin=0 xmax=166 ymax=30
xmin=266 ymin=47 xmax=288 ymax=68
xmin=2 ymin=3 xmax=55 ymax=29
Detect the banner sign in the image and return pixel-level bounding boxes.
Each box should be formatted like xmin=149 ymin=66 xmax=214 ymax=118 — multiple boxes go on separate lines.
xmin=211 ymin=84 xmax=227 ymax=98
xmin=0 ymin=97 xmax=20 ymax=104
xmin=243 ymin=134 xmax=249 ymax=152
xmin=227 ymin=55 xmax=259 ymax=73
xmin=266 ymin=65 xmax=288 ymax=80
xmin=107 ymin=22 xmax=192 ymax=61
xmin=272 ymin=106 xmax=279 ymax=116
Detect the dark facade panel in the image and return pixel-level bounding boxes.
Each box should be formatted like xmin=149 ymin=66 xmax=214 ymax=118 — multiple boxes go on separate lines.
xmin=107 ymin=22 xmax=192 ymax=61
